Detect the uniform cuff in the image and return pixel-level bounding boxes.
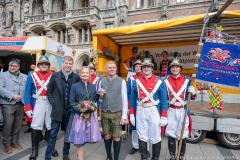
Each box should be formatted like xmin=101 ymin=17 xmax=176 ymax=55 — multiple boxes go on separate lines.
xmin=161 ymin=110 xmax=167 ymax=117
xmin=129 ymin=108 xmax=134 ymax=115
xmin=24 ymin=105 xmax=32 ymax=112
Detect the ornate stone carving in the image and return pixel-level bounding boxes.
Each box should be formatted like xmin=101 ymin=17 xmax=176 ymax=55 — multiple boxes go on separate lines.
xmin=43 ymin=0 xmax=49 ymax=14
xmin=23 ymin=0 xmax=30 ymax=16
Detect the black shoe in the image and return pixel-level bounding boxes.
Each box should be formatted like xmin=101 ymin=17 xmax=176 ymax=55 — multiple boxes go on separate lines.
xmin=29 ymin=147 xmax=38 ymax=160
xmin=129 ymin=147 xmax=139 ymax=155
xmin=52 ymin=149 xmax=59 ymax=157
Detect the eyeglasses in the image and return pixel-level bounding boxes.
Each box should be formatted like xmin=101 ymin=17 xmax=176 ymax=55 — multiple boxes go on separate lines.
xmin=9 ymin=64 xmax=19 ymax=68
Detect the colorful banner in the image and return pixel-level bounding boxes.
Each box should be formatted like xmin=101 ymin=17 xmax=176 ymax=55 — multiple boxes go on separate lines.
xmin=0 ymin=37 xmax=28 ymax=50
xmin=197 ymin=42 xmax=240 ymax=88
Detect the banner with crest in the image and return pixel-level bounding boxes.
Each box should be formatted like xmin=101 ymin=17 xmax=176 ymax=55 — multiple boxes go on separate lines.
xmin=197 ymin=42 xmax=240 ymax=88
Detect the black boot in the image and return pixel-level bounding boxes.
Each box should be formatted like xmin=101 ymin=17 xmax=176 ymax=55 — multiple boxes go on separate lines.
xmin=29 ymin=130 xmax=41 ymax=160
xmin=168 ymin=136 xmax=176 ymax=160
xmin=151 ymin=142 xmax=161 ymax=160
xmin=139 ymin=139 xmax=148 ymax=160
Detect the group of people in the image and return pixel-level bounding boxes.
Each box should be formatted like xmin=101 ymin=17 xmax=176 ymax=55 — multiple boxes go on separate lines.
xmin=0 ymin=47 xmax=196 ymax=160
xmin=126 ymin=56 xmax=196 ymax=160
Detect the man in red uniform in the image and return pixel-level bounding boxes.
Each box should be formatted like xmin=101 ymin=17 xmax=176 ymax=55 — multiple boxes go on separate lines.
xmin=130 ymin=58 xmax=168 ymax=160
xmin=24 ymin=55 xmax=58 ymax=160
xmin=163 ymin=58 xmax=196 ymax=160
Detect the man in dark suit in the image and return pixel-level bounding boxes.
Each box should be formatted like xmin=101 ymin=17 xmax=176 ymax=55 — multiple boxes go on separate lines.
xmin=45 ymin=56 xmax=80 ymax=160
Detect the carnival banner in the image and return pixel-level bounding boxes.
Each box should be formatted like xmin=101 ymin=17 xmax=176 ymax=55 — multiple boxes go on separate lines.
xmin=139 ymin=45 xmax=197 ymax=69
xmin=197 ymin=42 xmax=240 ymax=88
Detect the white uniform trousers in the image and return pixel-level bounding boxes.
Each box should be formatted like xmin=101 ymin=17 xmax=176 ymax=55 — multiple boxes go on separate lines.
xmin=31 ymin=97 xmax=52 ymax=130
xmin=166 ymin=107 xmax=189 ymax=140
xmin=136 ymin=105 xmax=161 ymax=144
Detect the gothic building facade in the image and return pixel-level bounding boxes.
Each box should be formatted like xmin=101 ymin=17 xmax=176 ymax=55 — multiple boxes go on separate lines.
xmin=0 ymin=0 xmax=239 ymax=70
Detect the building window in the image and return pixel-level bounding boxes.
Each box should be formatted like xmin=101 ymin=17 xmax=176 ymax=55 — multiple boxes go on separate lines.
xmin=83 ymin=0 xmax=90 ymax=7
xmin=148 ymin=0 xmax=156 ymax=7
xmin=105 ymin=23 xmax=114 ymax=28
xmin=9 ymin=11 xmax=14 ymax=26
xmin=78 ymin=25 xmax=91 ymax=44
xmin=176 ymin=0 xmax=185 ymax=3
xmin=136 ymin=0 xmax=144 ymax=8
xmin=57 ymin=31 xmax=61 ymax=42
xmin=83 ymin=26 xmax=88 ymax=43
xmin=79 ymin=29 xmax=82 ymax=43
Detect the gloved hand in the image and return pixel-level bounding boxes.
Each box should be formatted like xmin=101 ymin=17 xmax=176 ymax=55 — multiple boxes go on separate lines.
xmin=188 ymin=86 xmax=196 ymax=95
xmin=159 ymin=117 xmax=168 ymax=126
xmin=130 ymin=114 xmax=135 ymax=127
xmin=25 ymin=110 xmax=33 ymax=118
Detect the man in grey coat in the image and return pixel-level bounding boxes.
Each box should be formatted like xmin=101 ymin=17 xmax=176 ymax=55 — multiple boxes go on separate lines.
xmin=0 ymin=59 xmax=27 ymax=154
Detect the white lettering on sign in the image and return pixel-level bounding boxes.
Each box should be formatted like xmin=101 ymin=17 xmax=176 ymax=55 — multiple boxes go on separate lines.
xmin=139 ymin=45 xmax=197 ymax=69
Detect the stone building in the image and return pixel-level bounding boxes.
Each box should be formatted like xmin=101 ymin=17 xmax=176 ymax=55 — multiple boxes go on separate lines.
xmin=0 ymin=0 xmax=239 ymax=71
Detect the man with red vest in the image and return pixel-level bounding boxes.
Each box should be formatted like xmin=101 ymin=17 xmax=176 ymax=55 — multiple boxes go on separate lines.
xmin=24 ymin=54 xmax=57 ymax=160
xmin=130 ymin=58 xmax=168 ymax=160
xmin=163 ymin=58 xmax=196 ymax=160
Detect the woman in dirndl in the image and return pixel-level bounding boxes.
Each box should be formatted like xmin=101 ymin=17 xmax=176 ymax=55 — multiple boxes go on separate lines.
xmin=65 ymin=66 xmax=102 ymax=160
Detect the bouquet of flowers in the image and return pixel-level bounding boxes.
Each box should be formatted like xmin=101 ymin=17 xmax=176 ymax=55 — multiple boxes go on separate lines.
xmin=77 ymin=99 xmax=97 ymax=122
